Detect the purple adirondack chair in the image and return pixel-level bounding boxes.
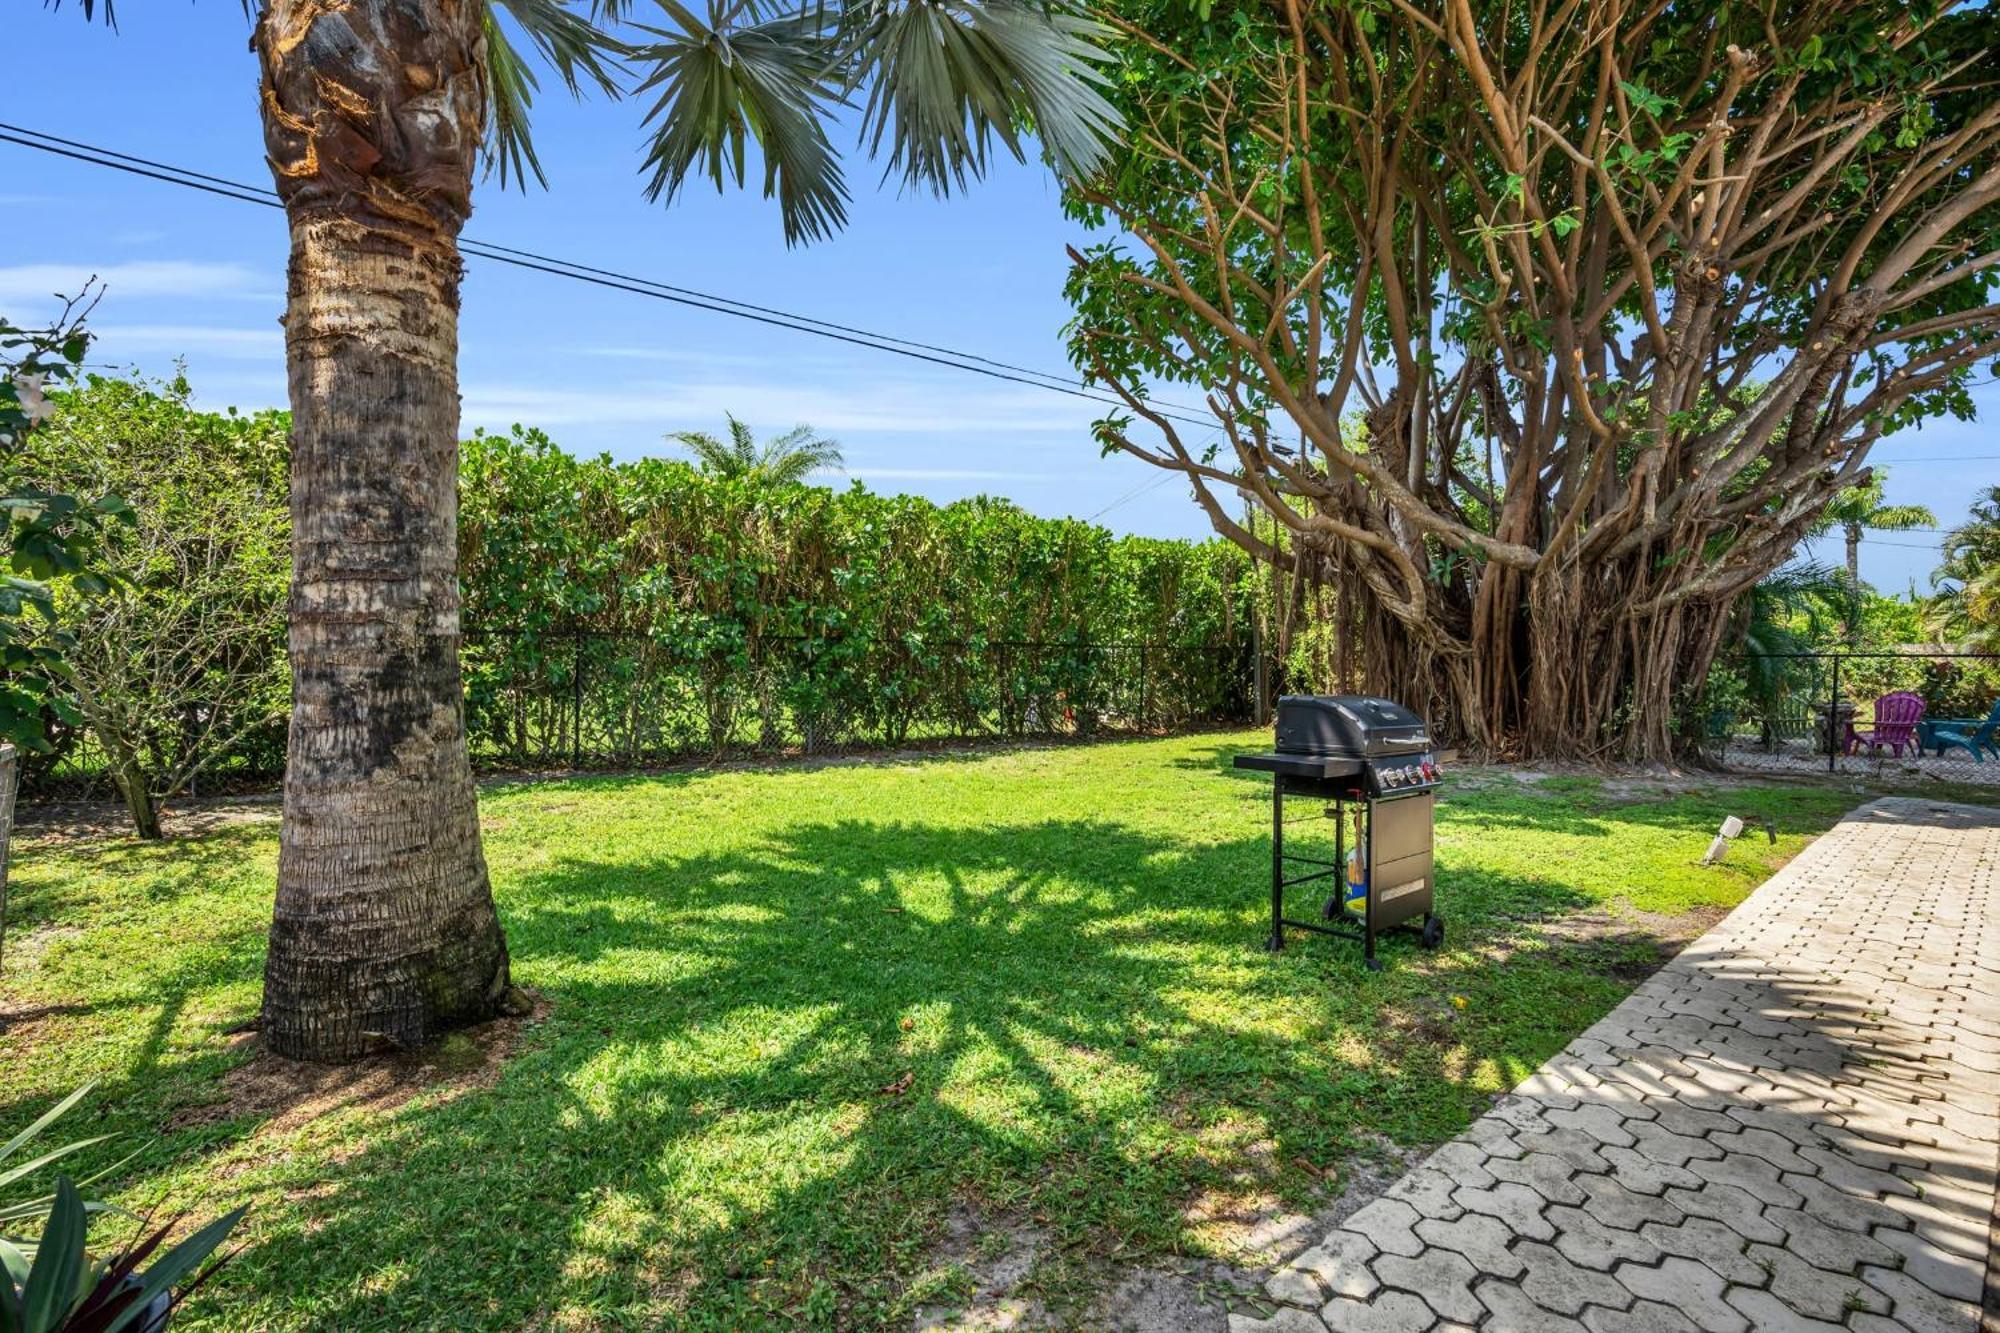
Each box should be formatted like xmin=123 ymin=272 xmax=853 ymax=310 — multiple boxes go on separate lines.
xmin=1847 ymin=691 xmax=1926 ymax=758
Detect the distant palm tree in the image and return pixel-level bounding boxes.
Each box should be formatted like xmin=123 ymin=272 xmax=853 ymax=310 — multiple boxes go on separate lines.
xmin=1929 ymin=485 xmax=2000 ymax=651
xmin=1725 ymin=560 xmax=1849 ymax=726
xmin=671 ymin=415 xmax=842 ymax=487
xmin=1814 ymin=472 xmax=1935 ymax=643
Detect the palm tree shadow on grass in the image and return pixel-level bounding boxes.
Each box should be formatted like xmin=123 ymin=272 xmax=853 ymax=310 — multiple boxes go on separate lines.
xmin=169 ymin=813 xmax=1649 ymax=1328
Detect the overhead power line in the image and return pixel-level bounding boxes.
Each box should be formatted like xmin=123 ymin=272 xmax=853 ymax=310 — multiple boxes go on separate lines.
xmin=11 ymin=123 xmax=1999 ymax=475
xmin=0 ymin=122 xmax=1219 ymax=429
xmin=1088 ymin=468 xmax=1184 ymax=521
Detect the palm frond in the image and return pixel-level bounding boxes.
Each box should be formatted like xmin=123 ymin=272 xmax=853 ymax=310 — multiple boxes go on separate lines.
xmin=484 ymin=0 xmax=629 ymax=190
xmin=668 ymin=428 xmax=741 ymax=476
xmin=848 ymin=0 xmax=1119 ymax=195
xmin=633 ymin=1 xmax=852 ymax=244
xmin=726 ymin=413 xmax=759 ymax=463
xmin=1864 ymin=502 xmax=1938 ymax=532
xmin=498 ymin=0 xmax=630 ymax=95
xmin=758 ymin=424 xmax=841 ymax=484
xmin=42 ymin=0 xmax=119 ymax=27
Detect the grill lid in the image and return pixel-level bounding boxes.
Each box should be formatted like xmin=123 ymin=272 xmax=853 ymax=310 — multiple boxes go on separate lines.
xmin=1275 ymin=695 xmax=1431 ymax=759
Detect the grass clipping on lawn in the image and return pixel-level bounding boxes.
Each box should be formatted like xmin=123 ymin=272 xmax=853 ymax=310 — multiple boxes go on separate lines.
xmin=0 ymin=732 xmax=1863 ymax=1329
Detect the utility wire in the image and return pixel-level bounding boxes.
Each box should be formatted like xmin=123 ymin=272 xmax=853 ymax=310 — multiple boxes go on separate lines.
xmin=0 ymin=122 xmax=1219 ymax=429
xmin=12 ymin=124 xmax=1998 ymax=472
xmin=1087 ymin=467 xmax=1183 ymax=521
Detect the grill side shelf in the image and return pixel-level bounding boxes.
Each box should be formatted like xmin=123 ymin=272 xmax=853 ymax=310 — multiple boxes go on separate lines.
xmin=1231 ymin=752 xmax=1365 ymax=779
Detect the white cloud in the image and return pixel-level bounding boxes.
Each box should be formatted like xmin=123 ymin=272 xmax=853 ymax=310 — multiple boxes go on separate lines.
xmin=0 ymin=260 xmax=276 ymax=307
xmin=92 ymin=323 xmax=283 ymax=359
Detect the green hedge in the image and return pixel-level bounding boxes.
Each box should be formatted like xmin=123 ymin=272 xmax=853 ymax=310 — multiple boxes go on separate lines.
xmin=21 ymin=385 xmax=1258 ymax=793
xmin=456 ymin=428 xmax=1256 ymax=760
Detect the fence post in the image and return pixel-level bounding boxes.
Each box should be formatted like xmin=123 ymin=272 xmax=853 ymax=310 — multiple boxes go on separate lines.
xmin=572 ymin=634 xmax=584 ymax=770
xmin=1827 ymin=654 xmax=1840 ymax=774
xmin=1140 ymin=645 xmax=1151 ymax=729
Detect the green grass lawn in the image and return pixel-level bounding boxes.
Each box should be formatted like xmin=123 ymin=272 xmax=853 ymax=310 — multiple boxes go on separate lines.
xmin=0 ymin=731 xmax=1875 ymax=1329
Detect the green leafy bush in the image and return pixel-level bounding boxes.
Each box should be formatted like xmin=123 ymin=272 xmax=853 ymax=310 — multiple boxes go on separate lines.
xmin=457 ymin=427 xmax=1257 ymax=758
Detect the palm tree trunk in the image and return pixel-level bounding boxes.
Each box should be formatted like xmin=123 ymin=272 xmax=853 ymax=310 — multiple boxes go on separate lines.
xmin=255 ymin=0 xmax=514 ymax=1062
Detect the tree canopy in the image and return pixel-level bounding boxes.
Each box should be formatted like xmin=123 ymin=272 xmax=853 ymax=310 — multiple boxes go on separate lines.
xmin=1064 ymin=0 xmax=2000 ymax=756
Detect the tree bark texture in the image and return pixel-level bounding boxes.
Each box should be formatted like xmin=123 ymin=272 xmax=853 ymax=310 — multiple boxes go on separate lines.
xmin=72 ymin=678 xmax=163 ymax=840
xmin=256 ymin=0 xmax=512 ymax=1062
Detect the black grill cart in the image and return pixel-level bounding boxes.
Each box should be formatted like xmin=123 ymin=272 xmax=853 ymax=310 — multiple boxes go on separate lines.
xmin=1234 ymin=695 xmax=1444 ymax=970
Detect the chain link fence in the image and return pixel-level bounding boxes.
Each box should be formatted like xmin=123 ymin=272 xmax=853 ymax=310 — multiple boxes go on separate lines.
xmin=1701 ymin=649 xmax=2000 ymax=787
xmin=460 ymin=630 xmax=1253 ymax=769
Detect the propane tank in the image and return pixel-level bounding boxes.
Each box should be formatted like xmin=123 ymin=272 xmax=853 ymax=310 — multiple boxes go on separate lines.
xmin=1344 ymin=844 xmax=1368 ymax=915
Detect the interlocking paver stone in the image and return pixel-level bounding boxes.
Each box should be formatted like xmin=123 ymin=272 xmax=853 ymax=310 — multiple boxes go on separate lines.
xmin=1580 ymin=1299 xmax=1702 ymax=1333
xmin=1232 ymin=800 xmax=1999 ymax=1333
xmin=1473 ymin=1277 xmax=1589 ymax=1332
xmin=1513 ymin=1241 xmax=1631 ymax=1316
xmin=1763 ymin=1205 xmax=1898 ymax=1272
xmin=1263 ymin=1265 xmax=1324 ymax=1308
xmin=1756 ymin=1242 xmax=1891 ymax=1319
xmin=1288 ymin=1228 xmax=1380 ymax=1301
xmin=1316 ymin=1289 xmax=1436 ymax=1332
xmin=1780 ymin=1172 xmax=1911 ymax=1234
xmin=1682 ymin=1148 xmax=1805 ymax=1206
xmin=1720 ymin=1287 xmax=1847 ymax=1333
xmin=1381 ymin=1165 xmax=1465 ymax=1223
xmin=1576 ymin=1172 xmax=1683 ymax=1232
xmin=1413 ymin=1212 xmax=1526 ymax=1280
xmin=1632 ymin=1216 xmax=1763 ymax=1285
xmin=1547 ymin=1204 xmax=1662 ymax=1271
xmin=1870 ymin=1224 xmax=1984 ymax=1303
xmin=1341 ymin=1199 xmax=1426 ymax=1258
xmin=1451 ymin=1182 xmax=1556 ymax=1240
xmin=1857 ymin=1264 xmax=1984 ymax=1333
xmin=1370 ymin=1247 xmax=1481 ymax=1324
xmin=1624 ymin=1118 xmax=1723 ymax=1168
xmin=1488 ymin=1149 xmax=1588 ymax=1205
xmin=1597 ymin=1145 xmax=1701 ymax=1196
xmin=1611 ymin=1257 xmax=1743 ymax=1332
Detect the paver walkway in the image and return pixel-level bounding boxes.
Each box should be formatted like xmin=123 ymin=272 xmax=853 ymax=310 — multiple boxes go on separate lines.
xmin=1237 ymin=798 xmax=1999 ymax=1333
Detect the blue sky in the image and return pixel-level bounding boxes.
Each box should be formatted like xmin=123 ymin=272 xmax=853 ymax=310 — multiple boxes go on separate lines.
xmin=4 ymin=2 xmax=1995 ymax=592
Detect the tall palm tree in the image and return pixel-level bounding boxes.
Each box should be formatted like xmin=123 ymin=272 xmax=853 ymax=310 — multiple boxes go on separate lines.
xmin=1929 ymin=485 xmax=2000 ymax=651
xmin=1814 ymin=471 xmax=1935 ymax=645
xmin=66 ymin=0 xmax=1119 ymax=1061
xmin=671 ymin=414 xmax=841 ymax=486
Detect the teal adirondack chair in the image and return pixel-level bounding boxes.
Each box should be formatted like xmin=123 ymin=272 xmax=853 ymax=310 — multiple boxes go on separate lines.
xmin=1932 ymin=700 xmax=2000 ymax=763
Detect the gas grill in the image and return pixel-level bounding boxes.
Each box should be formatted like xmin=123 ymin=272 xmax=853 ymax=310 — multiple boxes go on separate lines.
xmin=1234 ymin=695 xmax=1444 ymax=969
